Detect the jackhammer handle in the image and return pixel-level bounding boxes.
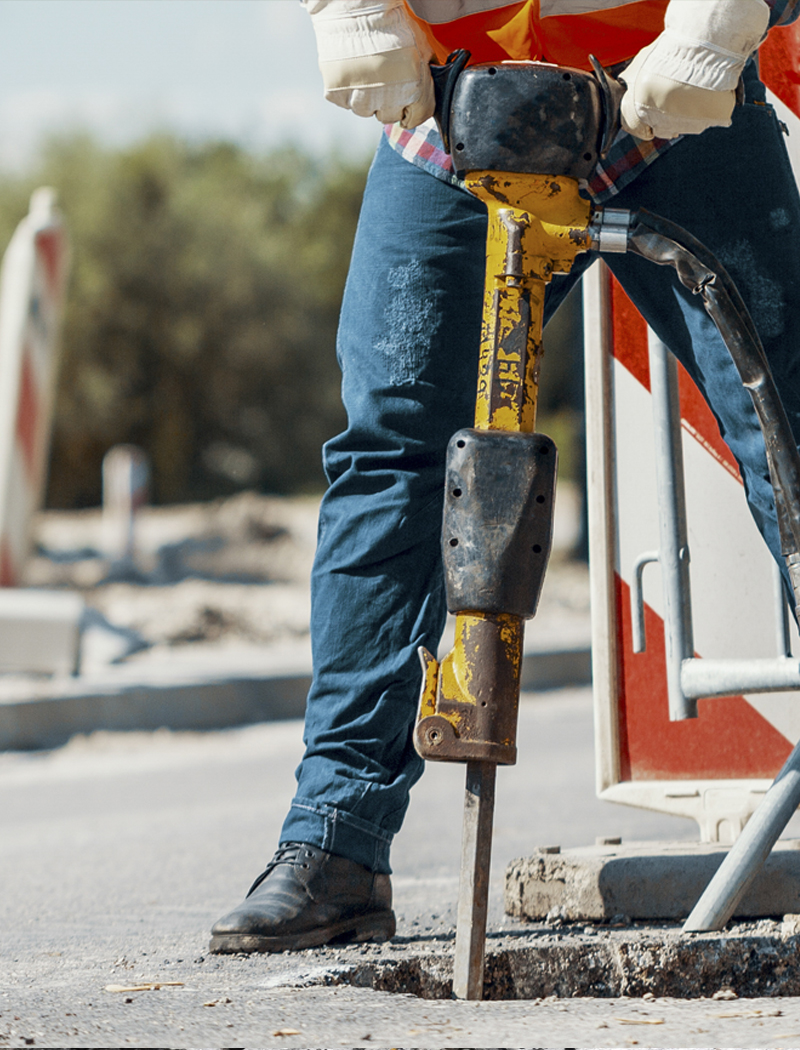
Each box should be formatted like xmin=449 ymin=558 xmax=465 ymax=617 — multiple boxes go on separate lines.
xmin=589 ymin=55 xmax=626 ymax=155
xmin=590 ymin=56 xmax=746 ymax=151
xmin=431 ymin=50 xmax=627 ymax=161
xmin=430 ymin=49 xmax=471 ymax=155
xmin=431 ymin=51 xmax=749 ymax=168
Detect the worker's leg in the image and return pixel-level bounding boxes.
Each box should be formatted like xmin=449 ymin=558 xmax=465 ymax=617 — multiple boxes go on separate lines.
xmin=279 ymin=136 xmax=488 ymax=874
xmin=210 ymin=141 xmax=490 ymax=952
xmin=604 ymin=98 xmax=800 ymax=581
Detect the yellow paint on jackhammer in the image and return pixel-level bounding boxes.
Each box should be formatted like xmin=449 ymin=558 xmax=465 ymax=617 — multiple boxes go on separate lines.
xmin=417 ymin=647 xmax=439 ymax=720
xmin=497 ymin=613 xmax=523 ymax=661
xmin=439 ymin=614 xmax=481 ymax=709
xmin=435 ymin=612 xmax=523 ymax=710
xmin=467 ymin=172 xmax=591 ymax=434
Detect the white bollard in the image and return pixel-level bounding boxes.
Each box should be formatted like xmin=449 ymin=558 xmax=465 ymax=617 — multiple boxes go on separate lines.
xmin=102 ymin=444 xmax=150 ymax=565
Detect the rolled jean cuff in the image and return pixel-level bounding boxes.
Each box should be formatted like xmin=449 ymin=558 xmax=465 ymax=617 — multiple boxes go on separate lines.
xmin=280 ymin=797 xmax=394 ymax=875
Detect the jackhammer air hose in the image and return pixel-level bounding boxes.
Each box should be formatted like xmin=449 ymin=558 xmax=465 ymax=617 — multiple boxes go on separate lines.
xmin=623 ymin=207 xmax=800 ymax=617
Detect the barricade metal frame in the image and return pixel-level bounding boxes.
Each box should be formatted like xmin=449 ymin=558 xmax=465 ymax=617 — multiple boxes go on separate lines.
xmin=584 ymin=262 xmax=800 ymax=847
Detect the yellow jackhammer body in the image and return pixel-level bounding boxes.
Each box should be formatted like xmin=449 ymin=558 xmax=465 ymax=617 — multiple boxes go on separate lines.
xmin=416 ymin=172 xmax=592 ymax=766
xmin=415 ymin=172 xmax=593 ymax=1000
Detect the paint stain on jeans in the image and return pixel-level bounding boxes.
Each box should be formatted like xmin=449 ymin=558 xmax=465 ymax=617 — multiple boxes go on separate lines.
xmin=770 ymin=207 xmax=790 ymax=230
xmin=375 ymin=261 xmax=440 ymax=385
xmin=718 ymin=239 xmax=785 ymax=341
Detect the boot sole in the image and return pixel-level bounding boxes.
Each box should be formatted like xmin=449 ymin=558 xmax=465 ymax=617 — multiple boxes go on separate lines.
xmin=208 ymin=909 xmax=396 ymax=954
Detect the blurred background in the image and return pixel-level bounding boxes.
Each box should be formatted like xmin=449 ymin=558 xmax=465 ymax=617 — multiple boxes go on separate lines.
xmin=0 ymin=0 xmax=584 ymax=511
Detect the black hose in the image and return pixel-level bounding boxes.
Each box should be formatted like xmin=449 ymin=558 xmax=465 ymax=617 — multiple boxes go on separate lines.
xmin=625 ymin=207 xmax=800 ymax=614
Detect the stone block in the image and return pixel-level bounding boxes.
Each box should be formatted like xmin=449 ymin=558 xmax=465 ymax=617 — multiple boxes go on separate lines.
xmin=505 ymin=840 xmax=800 ymax=922
xmin=0 ymin=588 xmax=83 ymax=676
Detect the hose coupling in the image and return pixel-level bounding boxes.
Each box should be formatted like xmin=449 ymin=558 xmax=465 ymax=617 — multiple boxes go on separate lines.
xmin=589 ymin=207 xmax=631 ymax=254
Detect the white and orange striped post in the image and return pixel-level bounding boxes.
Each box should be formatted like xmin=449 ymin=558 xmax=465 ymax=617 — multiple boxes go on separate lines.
xmin=0 ymin=188 xmax=70 ymax=586
xmin=585 ymin=23 xmax=800 ymax=846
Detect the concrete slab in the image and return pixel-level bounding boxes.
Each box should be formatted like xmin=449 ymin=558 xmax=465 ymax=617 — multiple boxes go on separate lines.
xmin=505 ymin=840 xmax=800 ymax=922
xmin=0 ymin=588 xmax=83 ymax=674
xmin=0 ymin=673 xmax=312 ymax=751
xmin=10 ymin=688 xmax=798 ymax=1047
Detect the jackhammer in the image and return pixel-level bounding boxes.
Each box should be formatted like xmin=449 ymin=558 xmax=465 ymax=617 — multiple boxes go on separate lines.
xmin=413 ymin=51 xmax=800 ymax=1000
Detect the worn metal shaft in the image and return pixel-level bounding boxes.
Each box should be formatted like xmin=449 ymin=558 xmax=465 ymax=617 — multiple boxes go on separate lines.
xmin=684 ymin=736 xmax=800 ymax=931
xmin=452 ymin=760 xmax=496 ymax=999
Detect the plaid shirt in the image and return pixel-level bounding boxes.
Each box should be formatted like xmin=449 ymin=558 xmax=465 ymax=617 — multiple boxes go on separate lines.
xmin=385 ymin=0 xmax=800 ymax=205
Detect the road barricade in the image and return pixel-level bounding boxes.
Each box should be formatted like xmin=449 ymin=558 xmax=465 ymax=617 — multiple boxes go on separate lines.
xmin=0 ymin=188 xmax=69 ymax=586
xmin=583 ymin=24 xmax=800 ymax=844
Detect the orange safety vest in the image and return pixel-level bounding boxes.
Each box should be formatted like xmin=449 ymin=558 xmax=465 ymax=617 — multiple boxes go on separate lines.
xmin=404 ymin=0 xmax=670 ymax=72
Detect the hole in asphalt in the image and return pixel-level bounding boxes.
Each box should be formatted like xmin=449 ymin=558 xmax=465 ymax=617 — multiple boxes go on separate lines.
xmin=267 ymin=923 xmax=800 ymax=1000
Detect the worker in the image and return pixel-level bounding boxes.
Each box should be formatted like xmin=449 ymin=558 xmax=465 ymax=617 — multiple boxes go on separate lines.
xmin=210 ymin=0 xmax=800 ymax=954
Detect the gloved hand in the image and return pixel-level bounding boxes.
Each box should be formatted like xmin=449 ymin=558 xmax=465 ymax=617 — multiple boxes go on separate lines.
xmin=620 ymin=0 xmax=769 ymax=140
xmin=303 ymin=0 xmax=435 ymax=128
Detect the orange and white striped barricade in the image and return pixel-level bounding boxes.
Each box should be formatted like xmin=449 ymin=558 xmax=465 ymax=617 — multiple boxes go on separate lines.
xmin=0 ymin=187 xmax=70 ymax=586
xmin=585 ymin=24 xmax=800 ymax=847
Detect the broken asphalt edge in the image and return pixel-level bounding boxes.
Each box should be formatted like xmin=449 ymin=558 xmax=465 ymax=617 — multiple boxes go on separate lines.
xmin=243 ymin=919 xmax=800 ymax=1000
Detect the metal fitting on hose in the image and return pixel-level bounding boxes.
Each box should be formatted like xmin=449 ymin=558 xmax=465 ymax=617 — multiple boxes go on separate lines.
xmin=588 ymin=208 xmax=631 ymax=253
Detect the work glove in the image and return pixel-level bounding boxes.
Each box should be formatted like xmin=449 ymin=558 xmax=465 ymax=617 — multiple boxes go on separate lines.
xmin=303 ymin=0 xmax=435 ymax=128
xmin=620 ymin=0 xmax=769 ymax=140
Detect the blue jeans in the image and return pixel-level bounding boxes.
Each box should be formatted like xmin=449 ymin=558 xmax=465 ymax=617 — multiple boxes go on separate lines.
xmin=281 ymin=99 xmax=800 ymax=873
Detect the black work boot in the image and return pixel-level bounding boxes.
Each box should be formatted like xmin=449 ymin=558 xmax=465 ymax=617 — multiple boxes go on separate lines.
xmin=209 ymin=842 xmax=396 ymax=953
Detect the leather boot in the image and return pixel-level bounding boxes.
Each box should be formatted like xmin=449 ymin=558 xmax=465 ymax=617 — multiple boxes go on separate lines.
xmin=209 ymin=842 xmax=396 ymax=953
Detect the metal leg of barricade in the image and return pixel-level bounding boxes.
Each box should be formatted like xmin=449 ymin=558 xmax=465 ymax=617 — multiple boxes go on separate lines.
xmin=775 ymin=559 xmax=794 ymax=659
xmin=684 ymin=738 xmax=800 ymax=930
xmin=583 ymin=263 xmax=622 ymax=800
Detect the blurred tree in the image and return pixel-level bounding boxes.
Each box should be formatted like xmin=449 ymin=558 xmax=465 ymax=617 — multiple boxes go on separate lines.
xmin=0 ymin=133 xmax=585 ymax=509
xmin=0 ymin=134 xmax=367 ymax=507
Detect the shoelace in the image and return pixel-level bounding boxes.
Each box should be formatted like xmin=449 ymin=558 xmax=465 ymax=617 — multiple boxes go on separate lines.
xmin=246 ymin=842 xmax=314 ymax=896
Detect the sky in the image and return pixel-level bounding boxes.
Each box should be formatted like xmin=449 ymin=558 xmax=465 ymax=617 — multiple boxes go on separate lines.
xmin=0 ymin=0 xmax=384 ymax=168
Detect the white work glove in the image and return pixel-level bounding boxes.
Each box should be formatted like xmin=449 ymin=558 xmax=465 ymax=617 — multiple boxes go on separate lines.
xmin=303 ymin=0 xmax=435 ymax=128
xmin=620 ymin=0 xmax=769 ymax=140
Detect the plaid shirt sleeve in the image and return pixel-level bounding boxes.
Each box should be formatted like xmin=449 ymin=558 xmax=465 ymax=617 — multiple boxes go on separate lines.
xmin=766 ymin=0 xmax=800 ymax=26
xmin=383 ymin=117 xmax=678 ymax=206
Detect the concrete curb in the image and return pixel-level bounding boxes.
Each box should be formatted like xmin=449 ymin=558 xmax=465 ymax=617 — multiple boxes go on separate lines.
xmin=0 ymin=672 xmax=312 ymax=751
xmin=0 ymin=645 xmax=591 ymax=751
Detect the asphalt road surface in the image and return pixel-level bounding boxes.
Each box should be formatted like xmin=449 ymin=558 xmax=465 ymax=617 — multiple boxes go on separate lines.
xmin=5 ymin=686 xmax=800 ymax=1048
